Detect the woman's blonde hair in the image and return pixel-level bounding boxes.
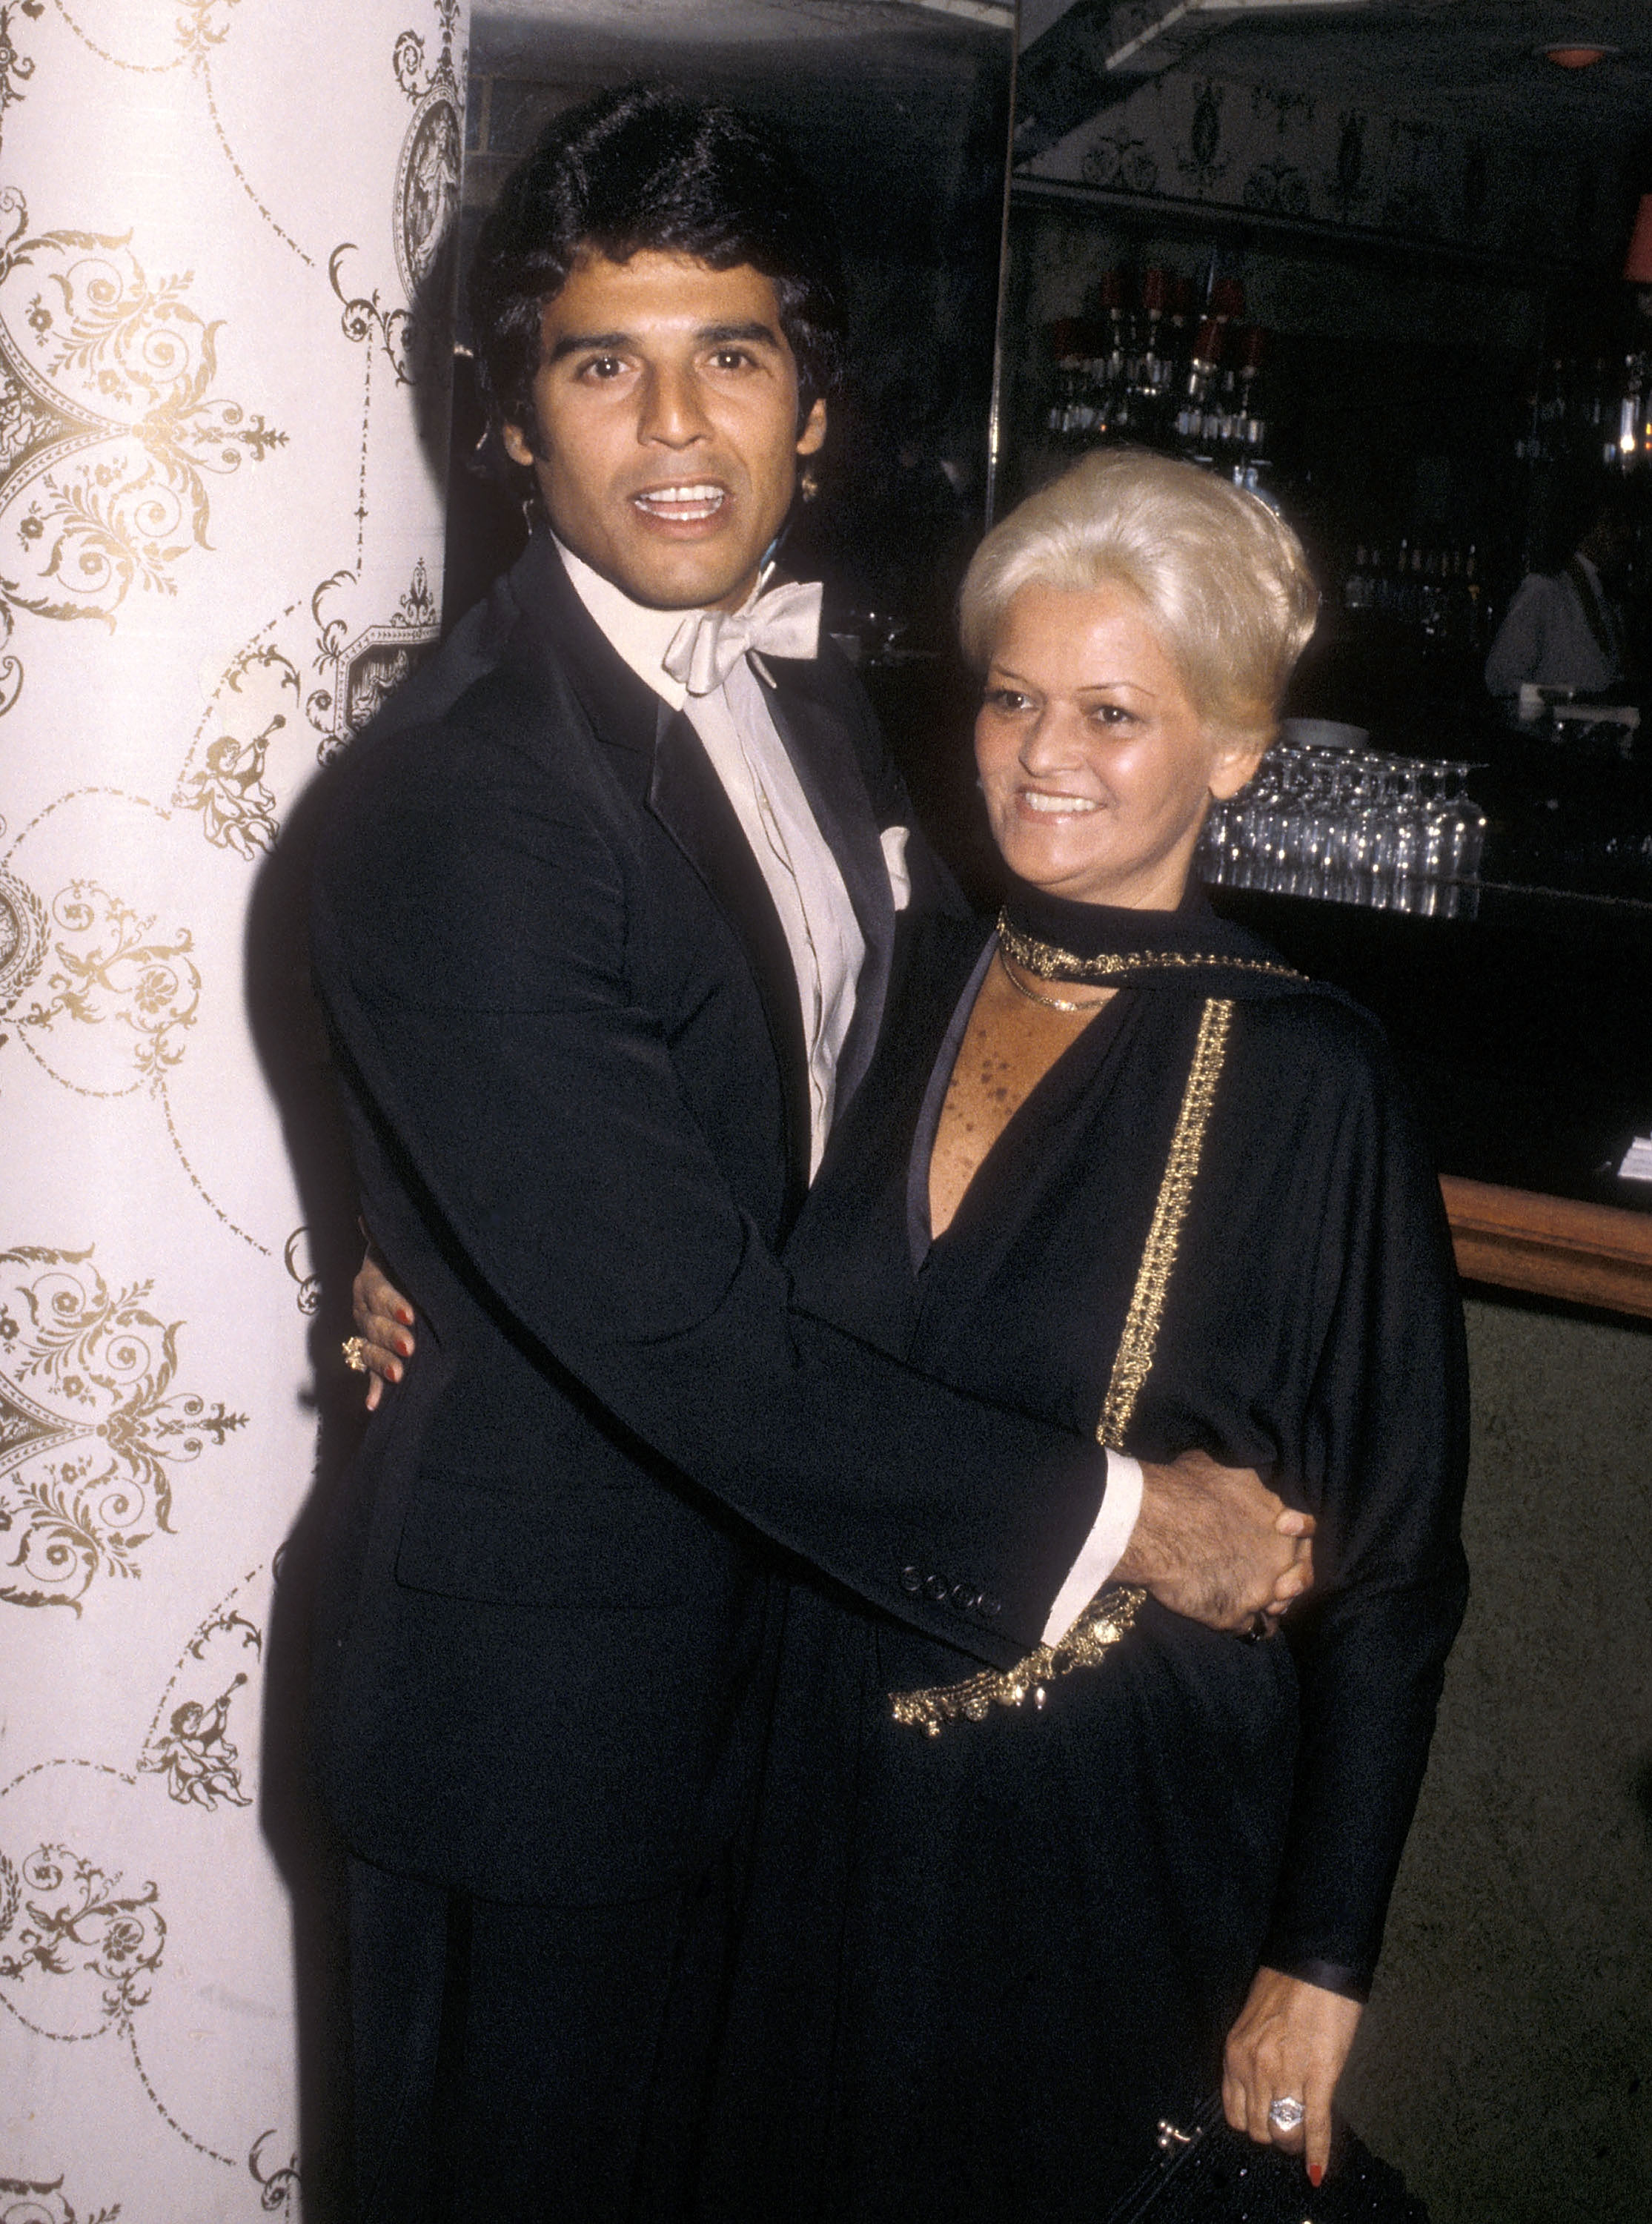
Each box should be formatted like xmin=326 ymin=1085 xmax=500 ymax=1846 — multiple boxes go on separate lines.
xmin=958 ymin=449 xmax=1318 ymax=751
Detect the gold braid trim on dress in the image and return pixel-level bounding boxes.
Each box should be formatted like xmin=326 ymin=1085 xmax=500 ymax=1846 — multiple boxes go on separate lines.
xmin=997 ymin=910 xmax=1301 ymax=987
xmin=889 ymin=1586 xmax=1148 ymax=1734
xmin=890 ymin=996 xmax=1236 ymax=1737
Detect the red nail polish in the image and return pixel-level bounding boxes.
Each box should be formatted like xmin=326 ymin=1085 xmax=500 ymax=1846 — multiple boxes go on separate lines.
xmin=1308 ymin=2164 xmax=1323 ymax=2188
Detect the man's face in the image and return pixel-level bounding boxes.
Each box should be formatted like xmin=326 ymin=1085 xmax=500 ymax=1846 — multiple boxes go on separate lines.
xmin=502 ymin=250 xmax=827 ymax=613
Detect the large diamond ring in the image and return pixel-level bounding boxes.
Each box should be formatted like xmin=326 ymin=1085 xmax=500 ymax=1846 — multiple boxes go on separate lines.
xmin=1267 ymin=2096 xmax=1306 ymax=2134
xmin=342 ymin=1337 xmax=368 ymax=1373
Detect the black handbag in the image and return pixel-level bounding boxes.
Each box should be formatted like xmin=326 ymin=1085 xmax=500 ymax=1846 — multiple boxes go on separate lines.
xmin=1102 ymin=2096 xmax=1430 ymax=2224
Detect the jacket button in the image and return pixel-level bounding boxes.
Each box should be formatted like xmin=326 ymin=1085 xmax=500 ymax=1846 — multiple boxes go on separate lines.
xmin=900 ymin=1566 xmax=923 ymax=1595
xmin=949 ymin=1582 xmax=973 ymax=1611
xmin=923 ymin=1575 xmax=949 ymax=1603
xmin=981 ymin=1595 xmax=1002 ymax=1616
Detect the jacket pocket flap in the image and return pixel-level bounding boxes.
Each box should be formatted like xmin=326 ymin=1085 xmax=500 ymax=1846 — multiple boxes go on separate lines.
xmin=394 ymin=1466 xmax=730 ymax=1608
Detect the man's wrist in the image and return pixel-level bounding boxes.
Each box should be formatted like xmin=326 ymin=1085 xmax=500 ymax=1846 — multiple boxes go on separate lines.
xmin=1112 ymin=1454 xmax=1167 ymax=1585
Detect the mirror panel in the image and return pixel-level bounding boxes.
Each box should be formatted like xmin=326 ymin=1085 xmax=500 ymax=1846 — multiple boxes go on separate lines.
xmin=997 ymin=2 xmax=1652 ymax=1237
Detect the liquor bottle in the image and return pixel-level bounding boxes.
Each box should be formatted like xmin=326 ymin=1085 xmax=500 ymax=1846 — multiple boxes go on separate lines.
xmin=1235 ymin=325 xmax=1267 ymax=460
xmin=1134 ymin=265 xmax=1170 ymax=440
xmin=1165 ymin=272 xmax=1194 ymax=419
xmin=1175 ymin=317 xmax=1223 ymax=449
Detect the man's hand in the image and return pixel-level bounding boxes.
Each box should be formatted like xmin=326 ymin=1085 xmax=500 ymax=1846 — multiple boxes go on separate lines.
xmin=350 ymin=1252 xmax=417 ymax=1413
xmin=1223 ymin=1965 xmax=1364 ymax=2186
xmin=1113 ymin=1449 xmax=1313 ymax=1632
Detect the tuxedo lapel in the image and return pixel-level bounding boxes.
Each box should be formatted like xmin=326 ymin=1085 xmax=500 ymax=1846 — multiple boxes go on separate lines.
xmin=763 ymin=665 xmax=897 ymax=1113
xmin=647 ymin=709 xmax=812 ymax=1217
xmin=506 ymin=532 xmax=661 ymax=770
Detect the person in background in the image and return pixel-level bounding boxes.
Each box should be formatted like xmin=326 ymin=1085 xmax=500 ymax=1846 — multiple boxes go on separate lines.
xmin=1485 ymin=483 xmax=1638 ymax=701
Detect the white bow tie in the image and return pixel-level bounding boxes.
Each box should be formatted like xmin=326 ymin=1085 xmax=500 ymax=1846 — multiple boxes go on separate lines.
xmin=663 ymin=578 xmax=823 ymax=696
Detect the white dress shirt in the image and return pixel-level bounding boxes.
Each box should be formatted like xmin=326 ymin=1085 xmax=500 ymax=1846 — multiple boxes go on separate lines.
xmin=554 ymin=538 xmax=1135 ymax=1641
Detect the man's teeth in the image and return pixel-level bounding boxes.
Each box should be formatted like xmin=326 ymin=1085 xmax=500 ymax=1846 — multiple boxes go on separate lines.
xmin=1022 ymin=791 xmax=1101 ymax=813
xmin=634 ymin=484 xmax=725 ymax=517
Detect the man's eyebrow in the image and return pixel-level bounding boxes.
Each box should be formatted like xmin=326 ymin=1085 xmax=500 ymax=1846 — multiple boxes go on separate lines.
xmin=698 ymin=321 xmax=783 ymax=350
xmin=545 ymin=320 xmax=783 ymax=365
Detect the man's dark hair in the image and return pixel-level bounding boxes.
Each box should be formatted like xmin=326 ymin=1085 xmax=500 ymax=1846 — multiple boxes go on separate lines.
xmin=468 ymin=86 xmax=847 ymax=452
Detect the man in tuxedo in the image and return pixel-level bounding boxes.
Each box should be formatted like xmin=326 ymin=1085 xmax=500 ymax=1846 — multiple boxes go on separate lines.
xmin=310 ymin=87 xmax=1310 ymax=2222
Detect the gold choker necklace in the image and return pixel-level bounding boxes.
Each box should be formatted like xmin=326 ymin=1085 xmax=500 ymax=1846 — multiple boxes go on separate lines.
xmin=997 ymin=908 xmax=1302 ymax=987
xmin=996 ymin=947 xmax=1114 ymax=1012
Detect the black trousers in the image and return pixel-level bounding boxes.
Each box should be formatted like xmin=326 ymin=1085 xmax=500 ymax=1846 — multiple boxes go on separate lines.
xmin=346 ymin=1854 xmax=735 ymax=2223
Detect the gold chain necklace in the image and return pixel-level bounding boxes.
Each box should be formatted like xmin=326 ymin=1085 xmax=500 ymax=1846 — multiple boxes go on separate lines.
xmin=995 ymin=947 xmax=1114 ymax=1013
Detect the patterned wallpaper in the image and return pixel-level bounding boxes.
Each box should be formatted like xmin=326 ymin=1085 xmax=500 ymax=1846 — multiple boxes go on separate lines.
xmin=0 ymin=3 xmax=465 ymax=2217
xmin=1023 ymin=67 xmax=1630 ymax=269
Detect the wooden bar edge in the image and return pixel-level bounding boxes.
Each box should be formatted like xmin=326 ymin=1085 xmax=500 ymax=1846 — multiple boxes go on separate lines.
xmin=1442 ymin=1174 xmax=1652 ymax=1320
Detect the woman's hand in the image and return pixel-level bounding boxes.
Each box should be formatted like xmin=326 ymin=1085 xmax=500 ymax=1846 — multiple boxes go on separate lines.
xmin=350 ymin=1252 xmax=417 ymax=1413
xmin=1221 ymin=1966 xmax=1363 ymax=2186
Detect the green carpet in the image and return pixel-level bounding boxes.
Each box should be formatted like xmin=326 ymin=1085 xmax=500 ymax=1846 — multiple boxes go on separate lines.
xmin=1338 ymin=1292 xmax=1652 ymax=2223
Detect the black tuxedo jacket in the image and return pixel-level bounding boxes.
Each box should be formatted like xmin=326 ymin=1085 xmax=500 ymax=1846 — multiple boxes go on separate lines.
xmin=308 ymin=536 xmax=1107 ymax=1902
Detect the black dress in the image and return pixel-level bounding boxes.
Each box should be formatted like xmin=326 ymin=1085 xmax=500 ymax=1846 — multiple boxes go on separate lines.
xmin=697 ymin=890 xmax=1470 ymax=2224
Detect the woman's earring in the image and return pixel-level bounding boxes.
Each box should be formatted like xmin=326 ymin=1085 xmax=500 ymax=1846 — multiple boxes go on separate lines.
xmin=799 ymin=464 xmax=821 ymax=504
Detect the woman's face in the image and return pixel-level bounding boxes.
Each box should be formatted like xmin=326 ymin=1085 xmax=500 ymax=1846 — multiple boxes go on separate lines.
xmin=975 ymin=580 xmax=1267 ymax=911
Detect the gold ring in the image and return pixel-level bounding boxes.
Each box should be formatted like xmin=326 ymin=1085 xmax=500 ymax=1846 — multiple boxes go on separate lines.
xmin=342 ymin=1336 xmax=368 ymax=1373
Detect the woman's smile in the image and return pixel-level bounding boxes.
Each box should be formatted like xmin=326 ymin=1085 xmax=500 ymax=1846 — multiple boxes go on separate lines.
xmin=1015 ymin=787 xmax=1105 ymax=815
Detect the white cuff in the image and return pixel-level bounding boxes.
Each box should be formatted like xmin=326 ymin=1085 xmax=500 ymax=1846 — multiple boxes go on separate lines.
xmin=1040 ymin=1449 xmax=1144 ymax=1647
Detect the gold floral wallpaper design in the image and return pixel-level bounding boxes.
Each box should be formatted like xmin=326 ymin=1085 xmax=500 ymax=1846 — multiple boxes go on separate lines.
xmin=0 ymin=850 xmax=46 ymax=1044
xmin=176 ymin=557 xmax=442 ymax=855
xmin=0 ymin=807 xmax=275 ymax=1257
xmin=0 ymin=1579 xmax=299 ymax=2193
xmin=0 ymin=2177 xmax=119 ymax=2224
xmin=0 ymin=3 xmax=42 ymax=153
xmin=0 ymin=188 xmax=284 ymax=712
xmin=0 ymin=1839 xmax=167 ymax=2034
xmin=13 ymin=884 xmax=200 ymax=1091
xmin=0 ymin=1242 xmax=246 ymax=1609
xmin=1 ymin=3 xmax=465 ymax=2212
